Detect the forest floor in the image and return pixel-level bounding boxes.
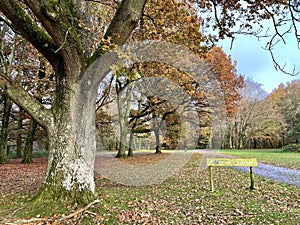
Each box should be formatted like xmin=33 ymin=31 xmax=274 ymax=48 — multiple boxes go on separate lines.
xmin=0 ymin=152 xmax=299 ymax=224
xmin=0 ymin=158 xmax=46 ymax=194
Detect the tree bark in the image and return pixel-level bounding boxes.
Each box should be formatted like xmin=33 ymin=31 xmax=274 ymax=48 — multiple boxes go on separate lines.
xmin=0 ymin=0 xmax=147 ymax=204
xmin=116 ymin=94 xmax=129 ymax=158
xmin=0 ymin=94 xmax=12 ymax=164
xmin=115 ymin=80 xmax=135 ymax=158
xmin=15 ymin=113 xmax=23 ymax=158
xmin=22 ymin=118 xmax=38 ymax=164
xmin=117 ymin=134 xmax=127 ymax=158
xmin=154 ymin=128 xmax=161 ymax=154
xmin=127 ymin=132 xmax=134 ymax=157
xmin=38 ymin=83 xmax=97 ymax=203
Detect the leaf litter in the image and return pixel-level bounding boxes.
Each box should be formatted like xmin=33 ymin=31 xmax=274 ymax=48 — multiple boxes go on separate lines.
xmin=0 ymin=153 xmax=299 ymax=224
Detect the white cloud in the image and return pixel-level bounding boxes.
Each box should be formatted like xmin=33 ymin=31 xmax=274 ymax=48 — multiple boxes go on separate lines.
xmin=218 ymin=34 xmax=300 ymax=93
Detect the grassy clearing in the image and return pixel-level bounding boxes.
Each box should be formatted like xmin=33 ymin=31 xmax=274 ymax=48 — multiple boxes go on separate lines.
xmin=218 ymin=149 xmax=300 ymax=170
xmin=0 ymin=153 xmax=299 ymax=224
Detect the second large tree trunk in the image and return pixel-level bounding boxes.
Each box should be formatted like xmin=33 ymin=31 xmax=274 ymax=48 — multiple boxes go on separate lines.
xmin=15 ymin=114 xmax=23 ymax=159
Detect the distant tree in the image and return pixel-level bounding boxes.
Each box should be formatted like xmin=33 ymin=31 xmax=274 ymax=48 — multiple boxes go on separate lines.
xmin=95 ymin=109 xmax=116 ymax=151
xmin=230 ymin=78 xmax=267 ymax=148
xmin=205 ymin=46 xmax=244 ymax=117
xmin=204 ymin=46 xmax=244 ymax=148
xmin=227 ymin=77 xmax=285 ymax=149
xmin=0 ymin=23 xmax=15 ymax=163
xmin=162 ymin=111 xmax=181 ymax=150
xmin=281 ymin=80 xmax=300 ymax=144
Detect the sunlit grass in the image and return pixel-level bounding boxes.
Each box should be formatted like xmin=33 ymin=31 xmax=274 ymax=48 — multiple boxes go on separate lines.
xmin=218 ymin=149 xmax=300 ymax=170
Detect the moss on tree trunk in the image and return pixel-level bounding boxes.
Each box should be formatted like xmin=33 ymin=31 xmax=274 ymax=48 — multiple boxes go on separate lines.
xmin=33 ymin=182 xmax=94 ymax=206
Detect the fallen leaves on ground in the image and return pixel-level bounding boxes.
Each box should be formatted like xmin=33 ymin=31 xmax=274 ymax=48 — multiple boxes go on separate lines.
xmin=1 ymin=153 xmax=300 ymax=224
xmin=0 ymin=158 xmax=47 ymax=193
xmin=117 ymin=152 xmax=170 ymax=166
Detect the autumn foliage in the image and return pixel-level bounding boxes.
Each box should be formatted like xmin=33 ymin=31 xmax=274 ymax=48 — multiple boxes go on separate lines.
xmin=205 ymin=46 xmax=244 ymax=117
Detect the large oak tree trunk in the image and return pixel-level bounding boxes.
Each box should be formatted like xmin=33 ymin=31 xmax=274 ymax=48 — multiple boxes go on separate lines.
xmin=37 ymin=83 xmax=97 ymax=203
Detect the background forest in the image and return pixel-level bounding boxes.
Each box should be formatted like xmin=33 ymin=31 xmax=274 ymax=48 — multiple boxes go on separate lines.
xmin=1 ymin=23 xmax=300 ymax=161
xmin=1 ymin=0 xmax=300 ymax=164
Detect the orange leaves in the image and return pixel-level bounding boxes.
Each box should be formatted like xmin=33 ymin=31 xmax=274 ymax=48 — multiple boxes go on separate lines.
xmin=132 ymin=0 xmax=203 ymax=53
xmin=139 ymin=61 xmax=203 ymax=103
xmin=205 ymin=46 xmax=244 ymax=116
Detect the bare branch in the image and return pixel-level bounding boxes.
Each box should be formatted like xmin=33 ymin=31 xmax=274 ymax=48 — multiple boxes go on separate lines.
xmin=263 ymin=5 xmax=286 ymax=44
xmin=0 ymin=16 xmax=20 ymax=35
xmin=288 ymin=0 xmax=300 ymax=48
xmin=143 ymin=14 xmax=158 ymax=27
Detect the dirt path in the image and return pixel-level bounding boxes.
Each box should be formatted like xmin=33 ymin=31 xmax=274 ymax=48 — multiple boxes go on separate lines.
xmin=197 ymin=150 xmax=300 ymax=187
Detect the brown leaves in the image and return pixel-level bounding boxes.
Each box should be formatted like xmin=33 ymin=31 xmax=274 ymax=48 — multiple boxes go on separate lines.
xmin=0 ymin=158 xmax=47 ymax=194
xmin=132 ymin=0 xmax=204 ymax=53
xmin=1 ymin=153 xmax=300 ymax=224
xmin=117 ymin=152 xmax=170 ymax=166
xmin=205 ymin=46 xmax=244 ymax=116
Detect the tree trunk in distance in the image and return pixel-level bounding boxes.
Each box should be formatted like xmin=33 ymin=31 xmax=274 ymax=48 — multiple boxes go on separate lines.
xmin=116 ymin=138 xmax=127 ymax=158
xmin=22 ymin=118 xmax=38 ymax=164
xmin=0 ymin=94 xmax=12 ymax=164
xmin=154 ymin=128 xmax=162 ymax=153
xmin=127 ymin=132 xmax=134 ymax=157
xmin=15 ymin=115 xmax=23 ymax=158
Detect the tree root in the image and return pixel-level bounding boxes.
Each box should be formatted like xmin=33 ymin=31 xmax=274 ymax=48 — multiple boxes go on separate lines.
xmin=4 ymin=199 xmax=101 ymax=225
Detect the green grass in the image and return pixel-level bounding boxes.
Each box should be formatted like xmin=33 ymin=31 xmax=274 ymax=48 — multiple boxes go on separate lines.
xmin=0 ymin=153 xmax=299 ymax=224
xmin=8 ymin=149 xmax=49 ymax=159
xmin=218 ymin=149 xmax=300 ymax=170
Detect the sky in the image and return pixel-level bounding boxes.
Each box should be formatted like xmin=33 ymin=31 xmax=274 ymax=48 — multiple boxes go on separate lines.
xmin=218 ymin=33 xmax=300 ymax=93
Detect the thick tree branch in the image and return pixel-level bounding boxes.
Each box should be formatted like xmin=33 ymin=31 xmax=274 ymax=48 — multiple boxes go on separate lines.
xmin=84 ymin=0 xmax=119 ymax=8
xmin=89 ymin=0 xmax=147 ymax=64
xmin=22 ymin=0 xmax=85 ymax=73
xmin=0 ymin=73 xmax=53 ymax=128
xmin=0 ymin=0 xmax=61 ymax=71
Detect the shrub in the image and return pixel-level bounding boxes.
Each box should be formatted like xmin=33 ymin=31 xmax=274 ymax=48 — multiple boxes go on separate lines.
xmin=282 ymin=144 xmax=300 ymax=153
